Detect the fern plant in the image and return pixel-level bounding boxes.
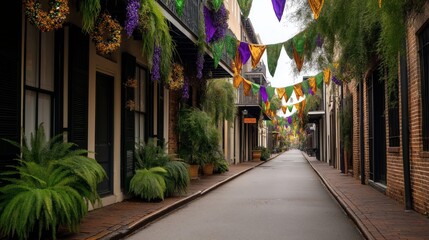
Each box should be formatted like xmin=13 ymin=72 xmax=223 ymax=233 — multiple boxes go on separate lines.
xmin=164 ymin=160 xmax=190 ymax=197
xmin=129 ymin=167 xmax=167 ymax=201
xmin=0 ymin=124 xmax=106 ymax=240
xmin=203 ymin=79 xmax=237 ymax=125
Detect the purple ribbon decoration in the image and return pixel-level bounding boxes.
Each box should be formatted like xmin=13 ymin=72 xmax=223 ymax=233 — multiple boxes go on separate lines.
xmin=260 ymin=86 xmax=268 ymax=103
xmin=271 ymin=0 xmax=287 ymax=21
xmin=238 ymin=42 xmax=251 ymax=65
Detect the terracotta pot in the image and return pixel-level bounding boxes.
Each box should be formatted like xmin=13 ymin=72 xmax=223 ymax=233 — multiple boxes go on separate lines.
xmin=188 ymin=164 xmax=199 ymax=180
xmin=203 ymin=163 xmax=214 ymax=176
xmin=252 ymin=150 xmax=262 ymax=161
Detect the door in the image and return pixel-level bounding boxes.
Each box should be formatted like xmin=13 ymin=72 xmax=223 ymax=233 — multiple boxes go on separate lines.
xmin=96 ymin=72 xmax=114 ymax=196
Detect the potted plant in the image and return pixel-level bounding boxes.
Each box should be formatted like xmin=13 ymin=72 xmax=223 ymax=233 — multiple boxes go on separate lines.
xmin=0 ymin=124 xmax=106 ymax=240
xmin=177 ymin=108 xmax=214 ymax=179
xmin=252 ymin=146 xmax=263 ymax=161
xmin=260 ymin=146 xmax=271 ymax=161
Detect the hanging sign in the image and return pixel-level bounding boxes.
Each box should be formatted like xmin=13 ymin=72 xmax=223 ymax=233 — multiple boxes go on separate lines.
xmin=244 ymin=118 xmax=257 ymax=123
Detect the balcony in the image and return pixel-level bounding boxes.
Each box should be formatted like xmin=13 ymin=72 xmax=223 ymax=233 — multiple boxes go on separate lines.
xmin=157 ymin=0 xmax=200 ymax=37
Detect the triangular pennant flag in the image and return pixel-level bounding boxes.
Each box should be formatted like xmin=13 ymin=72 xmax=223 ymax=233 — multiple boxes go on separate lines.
xmin=266 ymin=86 xmax=276 ymax=100
xmin=293 ymin=48 xmax=304 ymax=72
xmin=307 ymin=0 xmax=325 ymax=20
xmin=284 ymin=39 xmax=294 ymax=59
xmin=288 ymin=105 xmax=294 ymax=113
xmin=378 ymin=0 xmax=382 ymax=8
xmin=212 ymin=40 xmax=225 ymax=68
xmin=224 ymin=35 xmax=237 ymax=59
xmin=276 ymin=87 xmax=286 ymax=100
xmin=238 ymin=42 xmax=251 ymax=65
xmin=212 ymin=0 xmax=224 ymax=12
xmin=294 ymin=103 xmax=301 ymax=114
xmin=282 ymin=106 xmax=287 ymax=114
xmin=271 ymin=0 xmax=287 ymax=21
xmin=309 ymin=77 xmax=317 ymax=94
xmin=175 ymin=0 xmax=185 ymax=16
xmin=323 ymin=68 xmax=331 ymax=85
xmin=237 ymin=0 xmax=253 ymax=19
xmin=260 ymin=86 xmax=268 ymax=102
xmin=243 ymin=79 xmax=252 ymax=96
xmin=301 ymin=80 xmax=309 ymax=95
xmin=267 ymin=43 xmax=283 ymax=77
xmin=293 ymin=34 xmax=306 ymax=57
xmin=265 ymin=101 xmax=271 ymax=112
xmin=233 ymin=49 xmax=243 ymax=76
xmin=233 ymin=74 xmax=244 ymax=88
xmin=251 ymin=82 xmax=260 ymax=95
xmin=316 ymin=72 xmax=324 ymax=88
xmin=204 ymin=7 xmax=216 ymax=43
xmin=301 ymin=99 xmax=306 ymax=117
xmin=294 ymin=83 xmax=304 ymax=100
xmin=249 ymin=44 xmax=266 ymax=69
xmin=285 ymin=86 xmax=294 ymax=101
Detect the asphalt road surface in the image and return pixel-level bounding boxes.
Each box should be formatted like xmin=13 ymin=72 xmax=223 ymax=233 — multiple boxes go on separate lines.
xmin=127 ymin=149 xmax=363 ymax=240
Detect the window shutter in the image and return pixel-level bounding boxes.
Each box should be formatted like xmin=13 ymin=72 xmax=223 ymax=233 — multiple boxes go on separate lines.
xmin=68 ymin=24 xmax=89 ymax=149
xmin=121 ymin=52 xmax=136 ymax=191
xmin=0 ymin=1 xmax=21 ymax=176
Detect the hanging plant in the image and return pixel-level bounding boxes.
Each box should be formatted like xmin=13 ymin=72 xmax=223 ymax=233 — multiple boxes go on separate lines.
xmin=182 ymin=76 xmax=190 ymax=100
xmin=168 ymin=63 xmax=185 ymax=90
xmin=124 ymin=0 xmax=141 ymax=37
xmin=151 ymin=46 xmax=161 ymax=81
xmin=25 ymin=0 xmax=69 ymax=32
xmin=90 ymin=13 xmax=122 ymax=55
xmin=204 ymin=3 xmax=229 ymax=43
xmin=80 ymin=0 xmax=100 ymax=33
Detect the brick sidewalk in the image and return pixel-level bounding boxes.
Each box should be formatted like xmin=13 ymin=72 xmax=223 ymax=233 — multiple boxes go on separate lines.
xmin=58 ymin=157 xmax=279 ymax=240
xmin=302 ymin=152 xmax=429 ymax=240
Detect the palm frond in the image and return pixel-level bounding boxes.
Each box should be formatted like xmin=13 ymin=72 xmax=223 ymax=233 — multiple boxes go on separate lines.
xmin=129 ymin=167 xmax=167 ymax=201
xmin=164 ymin=160 xmax=190 ymax=196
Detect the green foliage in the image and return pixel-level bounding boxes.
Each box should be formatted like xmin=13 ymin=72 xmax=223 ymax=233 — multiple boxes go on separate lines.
xmin=164 ymin=160 xmax=190 ymax=197
xmin=214 ymin=158 xmax=229 ymax=174
xmin=340 ymin=95 xmax=353 ymax=152
xmin=203 ymin=79 xmax=237 ymax=124
xmin=131 ymin=138 xmax=190 ymax=200
xmin=178 ymin=107 xmax=220 ymax=166
xmin=260 ymin=147 xmax=271 ymax=161
xmin=129 ymin=167 xmax=167 ymax=201
xmin=138 ymin=0 xmax=175 ymax=82
xmin=0 ymin=124 xmax=106 ymax=240
xmin=79 ymin=0 xmax=101 ymax=33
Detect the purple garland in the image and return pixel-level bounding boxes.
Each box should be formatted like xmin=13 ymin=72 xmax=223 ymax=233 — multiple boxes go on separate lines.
xmin=182 ymin=76 xmax=190 ymax=100
xmin=211 ymin=3 xmax=228 ymax=42
xmin=196 ymin=51 xmax=205 ymax=79
xmin=287 ymin=116 xmax=292 ymax=125
xmin=151 ymin=46 xmax=161 ymax=81
xmin=316 ymin=34 xmax=324 ymax=48
xmin=124 ymin=0 xmax=140 ymax=37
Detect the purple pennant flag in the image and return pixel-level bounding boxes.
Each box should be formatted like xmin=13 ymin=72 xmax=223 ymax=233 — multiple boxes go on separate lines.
xmin=238 ymin=42 xmax=251 ymax=65
xmin=204 ymin=6 xmax=216 ymax=43
xmin=288 ymin=116 xmax=292 ymax=124
xmin=271 ymin=0 xmax=286 ymax=22
xmin=260 ymin=86 xmax=268 ymax=103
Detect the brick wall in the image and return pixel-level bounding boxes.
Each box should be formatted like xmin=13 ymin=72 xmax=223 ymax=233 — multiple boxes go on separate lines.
xmin=168 ymin=90 xmax=180 ymax=154
xmin=349 ymin=80 xmax=361 ymax=180
xmin=405 ymin=3 xmax=429 ymax=214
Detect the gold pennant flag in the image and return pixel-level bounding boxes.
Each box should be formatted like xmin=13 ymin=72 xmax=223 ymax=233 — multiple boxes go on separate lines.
xmin=233 ymin=74 xmax=244 ymax=89
xmin=233 ymin=49 xmax=243 ymax=76
xmin=300 ymin=100 xmax=306 ymax=118
xmin=323 ymin=68 xmax=331 ymax=85
xmin=265 ymin=101 xmax=271 ymax=111
xmin=309 ymin=77 xmax=317 ymax=94
xmin=249 ymin=44 xmax=266 ymax=69
xmin=294 ymin=83 xmax=304 ymax=99
xmin=282 ymin=106 xmax=287 ymax=114
xmin=378 ymin=0 xmax=382 ymax=8
xmin=308 ymin=0 xmax=325 ymax=20
xmin=243 ymin=79 xmax=252 ymax=96
xmin=293 ymin=48 xmax=304 ymax=72
xmin=276 ymin=87 xmax=286 ymax=100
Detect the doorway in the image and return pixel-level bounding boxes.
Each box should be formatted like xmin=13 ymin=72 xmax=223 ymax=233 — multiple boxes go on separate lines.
xmin=95 ymin=72 xmax=114 ymax=196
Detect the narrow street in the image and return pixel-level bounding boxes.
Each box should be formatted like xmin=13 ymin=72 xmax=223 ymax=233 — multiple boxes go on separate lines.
xmin=127 ymin=150 xmax=363 ymax=240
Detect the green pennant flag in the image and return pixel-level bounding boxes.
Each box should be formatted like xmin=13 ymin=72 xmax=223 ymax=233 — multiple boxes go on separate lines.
xmin=251 ymin=82 xmax=260 ymax=96
xmin=285 ymin=86 xmax=294 ymax=100
xmin=211 ymin=0 xmax=223 ymax=11
xmin=266 ymin=86 xmax=275 ymax=100
xmin=283 ymin=39 xmax=294 ymax=59
xmin=316 ymin=72 xmax=324 ymax=88
xmin=293 ymin=33 xmax=306 ymax=57
xmin=212 ymin=40 xmax=225 ymax=69
xmin=237 ymin=0 xmax=253 ymax=19
xmin=301 ymin=80 xmax=309 ymax=95
xmin=261 ymin=100 xmax=266 ymax=111
xmin=175 ymin=0 xmax=185 ymax=16
xmin=267 ymin=43 xmax=283 ymax=77
xmin=224 ymin=35 xmax=237 ymax=59
xmin=288 ymin=105 xmax=294 ymax=113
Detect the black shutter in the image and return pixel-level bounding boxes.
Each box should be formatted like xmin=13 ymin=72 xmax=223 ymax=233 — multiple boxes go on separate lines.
xmin=121 ymin=52 xmax=136 ymax=191
xmin=0 ymin=1 xmax=21 ymax=175
xmin=68 ymin=24 xmax=89 ymax=149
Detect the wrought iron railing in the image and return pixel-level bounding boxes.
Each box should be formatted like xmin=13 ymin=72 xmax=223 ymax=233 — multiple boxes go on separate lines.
xmin=157 ymin=0 xmax=200 ymax=36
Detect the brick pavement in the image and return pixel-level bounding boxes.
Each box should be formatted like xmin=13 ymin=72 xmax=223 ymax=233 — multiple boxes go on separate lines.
xmin=58 ymin=158 xmax=276 ymax=240
xmin=302 ymin=152 xmax=429 ymax=240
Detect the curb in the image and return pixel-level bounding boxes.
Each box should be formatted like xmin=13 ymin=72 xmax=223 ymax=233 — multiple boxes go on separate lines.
xmin=101 ymin=154 xmax=281 ymax=240
xmin=300 ymin=152 xmax=374 ymax=240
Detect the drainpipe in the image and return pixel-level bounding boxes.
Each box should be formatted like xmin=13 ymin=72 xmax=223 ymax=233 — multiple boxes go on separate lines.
xmin=400 ymin=41 xmax=412 ymax=210
xmin=360 ymin=82 xmax=365 ymax=184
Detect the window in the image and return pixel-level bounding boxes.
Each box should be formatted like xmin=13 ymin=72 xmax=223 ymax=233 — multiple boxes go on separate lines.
xmin=24 ymin=22 xmax=56 ymax=139
xmin=388 ymin=77 xmax=400 ymax=147
xmin=134 ymin=65 xmax=147 ymax=143
xmin=419 ymin=24 xmax=429 ymax=151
